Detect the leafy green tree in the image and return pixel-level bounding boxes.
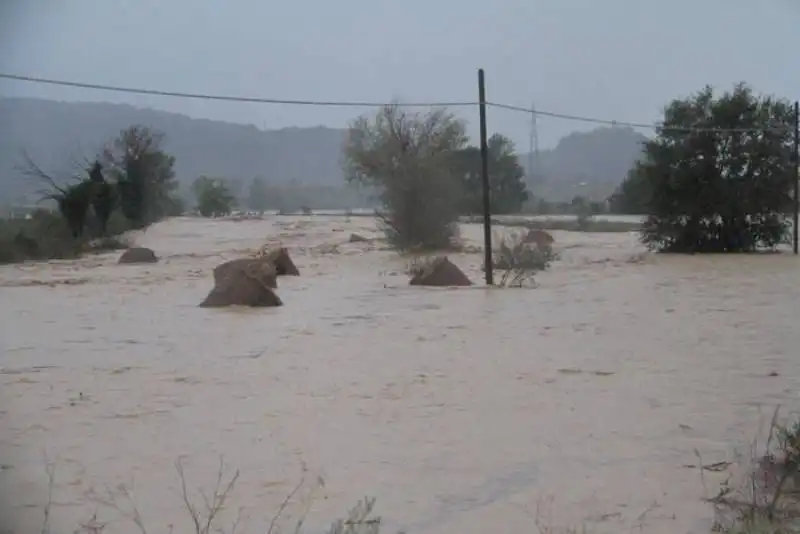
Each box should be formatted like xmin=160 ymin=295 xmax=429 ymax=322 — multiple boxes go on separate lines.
xmin=638 ymin=83 xmax=794 ymax=253
xmin=102 ymin=126 xmax=181 ymax=227
xmin=608 ymin=166 xmax=651 ymax=214
xmin=192 ymin=176 xmax=236 ymax=217
xmin=570 ymin=195 xmax=588 ymax=214
xmin=87 ymin=161 xmax=116 ymax=235
xmin=343 ymin=103 xmax=467 ymax=250
xmin=588 ymin=201 xmax=607 ymax=215
xmin=456 ymin=134 xmax=530 ymax=215
xmin=247 ymin=176 xmax=270 ymax=212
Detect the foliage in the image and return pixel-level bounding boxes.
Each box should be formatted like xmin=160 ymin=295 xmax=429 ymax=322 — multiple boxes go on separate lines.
xmin=5 ymin=125 xmax=182 ymax=263
xmin=247 ymin=176 xmax=270 ymax=212
xmin=0 ymin=209 xmax=130 ymax=264
xmin=607 ymin=166 xmax=652 ymax=215
xmin=343 ymin=103 xmax=467 ymax=251
xmin=571 ymin=196 xmax=595 ymax=231
xmin=707 ymin=409 xmax=800 ymax=534
xmin=492 ymin=231 xmax=556 ymax=287
xmin=88 ymin=161 xmax=117 ymax=235
xmin=102 ymin=125 xmax=183 ymax=227
xmin=192 ymin=176 xmax=237 ymax=217
xmin=17 ymin=153 xmax=121 ymax=239
xmin=636 ymin=83 xmax=795 ymax=253
xmin=456 ymin=134 xmax=530 ymax=215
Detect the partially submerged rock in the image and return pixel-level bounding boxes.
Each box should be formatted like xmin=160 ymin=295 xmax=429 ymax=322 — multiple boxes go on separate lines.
xmin=349 ymin=233 xmax=368 ymax=243
xmin=213 ymin=258 xmax=277 ymax=288
xmin=409 ymin=256 xmax=472 ymax=287
xmin=259 ymin=247 xmax=299 ymax=276
xmin=200 ymin=259 xmax=282 ymax=308
xmin=523 ymin=229 xmax=554 ymax=247
xmin=118 ymin=247 xmax=158 ymax=264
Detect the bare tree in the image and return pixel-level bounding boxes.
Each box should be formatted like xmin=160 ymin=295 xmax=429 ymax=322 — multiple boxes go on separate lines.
xmin=16 ymin=150 xmax=93 ymax=238
xmin=343 ymin=104 xmax=467 ymax=251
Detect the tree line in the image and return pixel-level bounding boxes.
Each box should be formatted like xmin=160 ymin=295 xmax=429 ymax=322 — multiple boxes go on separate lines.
xmin=606 ymin=83 xmax=795 ymax=252
xmin=18 ymin=126 xmax=184 ymax=239
xmin=188 ymin=128 xmax=532 ymax=222
xmin=13 ymin=81 xmax=794 ymax=259
xmin=345 ymin=83 xmax=798 ymax=253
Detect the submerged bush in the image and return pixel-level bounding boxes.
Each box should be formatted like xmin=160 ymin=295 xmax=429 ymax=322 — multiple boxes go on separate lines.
xmin=492 ymin=230 xmax=557 ymax=287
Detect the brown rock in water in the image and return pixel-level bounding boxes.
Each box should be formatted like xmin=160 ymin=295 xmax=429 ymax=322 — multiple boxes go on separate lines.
xmin=523 ymin=229 xmax=554 ymax=247
xmin=200 ymin=260 xmax=282 ymax=308
xmin=118 ymin=247 xmax=158 ymax=264
xmin=262 ymin=247 xmax=299 ymax=276
xmin=213 ymin=258 xmax=277 ymax=288
xmin=349 ymin=233 xmax=368 ymax=243
xmin=409 ymin=256 xmax=472 ymax=287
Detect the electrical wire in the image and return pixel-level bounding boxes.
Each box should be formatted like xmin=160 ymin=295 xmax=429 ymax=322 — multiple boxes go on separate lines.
xmin=487 ymin=102 xmax=789 ymax=134
xmin=0 ymin=72 xmax=477 ymax=108
xmin=0 ymin=71 xmax=790 ymax=134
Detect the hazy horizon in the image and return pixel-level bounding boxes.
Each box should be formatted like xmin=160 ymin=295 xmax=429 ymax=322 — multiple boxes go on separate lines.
xmin=1 ymin=1 xmax=798 ymax=149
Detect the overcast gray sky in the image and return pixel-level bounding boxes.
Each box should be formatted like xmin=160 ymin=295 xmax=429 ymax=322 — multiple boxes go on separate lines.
xmin=1 ymin=0 xmax=797 ymax=149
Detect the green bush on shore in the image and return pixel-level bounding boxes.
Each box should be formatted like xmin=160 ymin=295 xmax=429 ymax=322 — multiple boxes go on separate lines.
xmin=0 ymin=209 xmax=132 ymax=264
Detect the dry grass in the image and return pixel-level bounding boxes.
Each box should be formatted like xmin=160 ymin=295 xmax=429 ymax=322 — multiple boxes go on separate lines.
xmin=32 ymin=409 xmax=800 ymax=534
xmin=35 ymin=457 xmax=382 ymax=534
xmin=700 ymin=407 xmax=800 ymax=533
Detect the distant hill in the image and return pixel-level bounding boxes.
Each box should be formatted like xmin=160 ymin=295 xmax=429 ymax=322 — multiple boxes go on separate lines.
xmin=520 ymin=126 xmax=650 ymax=202
xmin=0 ymin=97 xmax=349 ymax=204
xmin=0 ymin=98 xmax=648 ymax=205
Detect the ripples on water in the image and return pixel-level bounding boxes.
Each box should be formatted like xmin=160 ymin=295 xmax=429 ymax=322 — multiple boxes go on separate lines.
xmin=2 ymin=216 xmax=800 ymax=534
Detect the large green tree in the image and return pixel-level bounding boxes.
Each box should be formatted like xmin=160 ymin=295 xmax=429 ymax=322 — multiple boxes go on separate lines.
xmin=192 ymin=176 xmax=236 ymax=217
xmin=102 ymin=126 xmax=182 ymax=227
xmin=637 ymin=83 xmax=795 ymax=253
xmin=343 ymin=103 xmax=467 ymax=250
xmin=456 ymin=134 xmax=530 ymax=215
xmin=607 ymin=165 xmax=651 ymax=215
xmin=87 ymin=161 xmax=116 ymax=235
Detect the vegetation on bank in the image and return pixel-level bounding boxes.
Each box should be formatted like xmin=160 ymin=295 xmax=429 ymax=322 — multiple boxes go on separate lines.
xmin=460 ymin=215 xmax=642 ymax=233
xmin=0 ymin=210 xmax=130 ymax=263
xmin=3 ymin=82 xmax=796 ymax=261
xmin=338 ymin=83 xmax=797 ymax=254
xmin=0 ymin=125 xmax=185 ymax=265
xmin=342 ymin=103 xmax=532 ymax=251
xmin=191 ymin=175 xmax=237 ymax=217
xmin=609 ymin=83 xmax=796 ymax=253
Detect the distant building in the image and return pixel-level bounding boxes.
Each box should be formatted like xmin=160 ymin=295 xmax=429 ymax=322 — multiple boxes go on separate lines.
xmin=7 ymin=205 xmax=46 ymax=219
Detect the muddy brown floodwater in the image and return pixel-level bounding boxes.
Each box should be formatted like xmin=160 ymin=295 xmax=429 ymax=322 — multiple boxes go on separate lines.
xmin=2 ymin=215 xmax=800 ymax=534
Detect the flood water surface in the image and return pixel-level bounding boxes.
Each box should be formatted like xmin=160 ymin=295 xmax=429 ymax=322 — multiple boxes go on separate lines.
xmin=2 ymin=216 xmax=800 ymax=534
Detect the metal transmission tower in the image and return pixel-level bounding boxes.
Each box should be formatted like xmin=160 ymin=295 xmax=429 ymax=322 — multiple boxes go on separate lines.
xmin=528 ymin=102 xmax=540 ymax=184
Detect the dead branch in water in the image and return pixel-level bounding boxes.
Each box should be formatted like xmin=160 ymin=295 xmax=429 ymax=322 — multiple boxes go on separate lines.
xmin=175 ymin=456 xmax=240 ymax=534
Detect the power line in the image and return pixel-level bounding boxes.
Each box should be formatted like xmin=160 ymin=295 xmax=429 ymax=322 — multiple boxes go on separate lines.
xmin=0 ymin=72 xmax=477 ymax=108
xmin=0 ymin=71 xmax=790 ymax=134
xmin=488 ymin=101 xmax=788 ymax=134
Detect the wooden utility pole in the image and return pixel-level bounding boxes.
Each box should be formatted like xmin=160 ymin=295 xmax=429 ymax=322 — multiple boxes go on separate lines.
xmin=478 ymin=69 xmax=493 ymax=284
xmin=793 ymin=101 xmax=799 ymax=255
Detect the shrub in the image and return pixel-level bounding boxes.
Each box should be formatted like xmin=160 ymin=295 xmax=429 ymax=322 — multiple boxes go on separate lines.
xmin=492 ymin=231 xmax=557 ymax=287
xmin=343 ymin=104 xmax=467 ymax=252
xmin=707 ymin=409 xmax=800 ymax=533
